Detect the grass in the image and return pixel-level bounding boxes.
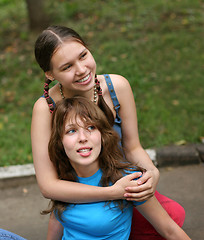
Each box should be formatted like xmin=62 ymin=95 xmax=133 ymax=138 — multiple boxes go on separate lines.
xmin=0 ymin=0 xmax=203 ymax=166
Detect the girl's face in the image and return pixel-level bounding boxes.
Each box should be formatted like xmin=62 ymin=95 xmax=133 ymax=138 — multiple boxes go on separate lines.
xmin=62 ymin=115 xmax=101 ymax=178
xmin=46 ymin=40 xmax=96 ymax=96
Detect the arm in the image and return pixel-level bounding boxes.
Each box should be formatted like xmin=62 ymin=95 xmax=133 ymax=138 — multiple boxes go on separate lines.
xmin=31 ymin=98 xmax=141 ymax=202
xmin=136 ymin=196 xmax=191 ymax=240
xmin=47 ymin=213 xmax=63 ymax=240
xmin=110 ymin=74 xmax=160 ymax=201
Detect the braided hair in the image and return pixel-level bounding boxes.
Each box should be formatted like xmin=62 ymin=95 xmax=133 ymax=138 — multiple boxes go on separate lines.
xmin=34 ymin=26 xmax=85 ymax=113
xmin=95 ymin=75 xmax=114 ymax=126
xmin=43 ymin=78 xmax=54 ymax=113
xmin=34 ymin=26 xmax=114 ymax=124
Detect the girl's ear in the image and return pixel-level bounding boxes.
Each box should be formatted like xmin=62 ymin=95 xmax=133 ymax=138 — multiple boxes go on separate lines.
xmin=45 ymin=71 xmax=55 ymax=81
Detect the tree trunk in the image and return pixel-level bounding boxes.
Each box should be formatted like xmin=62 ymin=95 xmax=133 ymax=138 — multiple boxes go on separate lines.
xmin=25 ymin=0 xmax=50 ymax=31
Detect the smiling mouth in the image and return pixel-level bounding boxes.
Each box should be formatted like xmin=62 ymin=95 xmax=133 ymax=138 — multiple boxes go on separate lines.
xmin=76 ymin=73 xmax=90 ymax=83
xmin=77 ymin=148 xmax=92 ymax=153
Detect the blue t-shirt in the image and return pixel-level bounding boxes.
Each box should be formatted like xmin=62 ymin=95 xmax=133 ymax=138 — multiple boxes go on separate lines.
xmin=57 ymin=169 xmax=145 ymax=240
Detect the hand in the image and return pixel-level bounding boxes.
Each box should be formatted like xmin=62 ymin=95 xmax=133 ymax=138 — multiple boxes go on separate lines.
xmin=111 ymin=172 xmax=143 ymax=200
xmin=124 ymin=168 xmax=160 ymax=202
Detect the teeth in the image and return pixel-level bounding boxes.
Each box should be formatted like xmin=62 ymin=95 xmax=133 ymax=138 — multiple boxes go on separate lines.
xmin=78 ymin=148 xmax=90 ymax=153
xmin=78 ymin=74 xmax=90 ymax=83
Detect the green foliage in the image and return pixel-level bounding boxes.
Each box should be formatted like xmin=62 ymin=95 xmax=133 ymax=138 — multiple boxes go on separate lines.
xmin=0 ymin=0 xmax=203 ymax=166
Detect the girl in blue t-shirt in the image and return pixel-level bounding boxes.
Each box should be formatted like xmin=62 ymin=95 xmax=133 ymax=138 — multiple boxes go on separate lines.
xmin=33 ymin=25 xmax=185 ymax=239
xmin=43 ymin=97 xmax=190 ymax=240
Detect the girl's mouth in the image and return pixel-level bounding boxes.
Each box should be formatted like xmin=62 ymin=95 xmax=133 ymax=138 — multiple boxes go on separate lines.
xmin=77 ymin=147 xmax=92 ymax=157
xmin=76 ymin=73 xmax=91 ymax=84
xmin=77 ymin=148 xmax=92 ymax=153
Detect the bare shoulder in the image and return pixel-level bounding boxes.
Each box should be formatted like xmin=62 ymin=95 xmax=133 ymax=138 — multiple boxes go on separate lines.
xmin=108 ymin=74 xmax=132 ymax=96
xmin=98 ymin=73 xmax=133 ymax=107
xmin=109 ymin=74 xmax=130 ymax=85
xmin=108 ymin=74 xmax=133 ymax=97
xmin=99 ymin=74 xmax=131 ymax=92
xmin=33 ymin=97 xmax=49 ymax=113
xmin=31 ymin=97 xmax=52 ymax=144
xmin=32 ymin=97 xmax=51 ymax=122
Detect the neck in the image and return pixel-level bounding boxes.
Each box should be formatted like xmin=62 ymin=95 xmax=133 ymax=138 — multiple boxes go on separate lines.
xmin=59 ymin=83 xmax=98 ymax=103
xmin=73 ymin=163 xmax=100 ymax=178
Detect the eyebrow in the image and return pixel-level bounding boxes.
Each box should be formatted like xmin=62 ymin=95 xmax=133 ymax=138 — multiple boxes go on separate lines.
xmin=65 ymin=123 xmax=75 ymax=131
xmin=59 ymin=48 xmax=87 ymax=70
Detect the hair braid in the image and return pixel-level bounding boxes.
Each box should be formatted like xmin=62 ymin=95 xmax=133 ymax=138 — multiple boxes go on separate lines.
xmin=43 ymin=78 xmax=54 ymax=113
xmin=95 ymin=75 xmax=114 ymax=126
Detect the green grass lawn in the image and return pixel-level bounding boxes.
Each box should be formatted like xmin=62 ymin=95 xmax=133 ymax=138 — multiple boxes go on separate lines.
xmin=0 ymin=0 xmax=203 ymax=166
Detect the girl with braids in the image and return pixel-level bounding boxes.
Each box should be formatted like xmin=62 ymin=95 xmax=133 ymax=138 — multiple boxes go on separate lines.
xmin=43 ymin=97 xmax=190 ymax=240
xmin=32 ymin=25 xmax=185 ymax=239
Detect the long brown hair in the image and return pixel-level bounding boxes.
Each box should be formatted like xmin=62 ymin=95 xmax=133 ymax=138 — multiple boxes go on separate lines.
xmin=42 ymin=97 xmax=139 ymax=220
xmin=34 ymin=25 xmax=114 ymax=124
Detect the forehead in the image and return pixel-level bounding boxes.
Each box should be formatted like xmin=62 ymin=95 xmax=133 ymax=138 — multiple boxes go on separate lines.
xmin=64 ymin=113 xmax=91 ymax=128
xmin=51 ymin=40 xmax=86 ymax=66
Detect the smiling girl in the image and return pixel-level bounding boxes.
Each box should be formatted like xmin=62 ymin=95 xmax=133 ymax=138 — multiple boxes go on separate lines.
xmin=32 ymin=25 xmax=185 ymax=239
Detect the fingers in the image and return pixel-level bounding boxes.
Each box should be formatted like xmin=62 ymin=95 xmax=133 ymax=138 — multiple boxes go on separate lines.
xmin=124 ymin=180 xmax=154 ymax=202
xmin=126 ymin=191 xmax=154 ymax=202
xmin=125 ymin=171 xmax=142 ymax=181
xmin=125 ymin=176 xmax=153 ymax=193
xmin=136 ymin=171 xmax=151 ymax=185
xmin=124 ymin=187 xmax=154 ymax=202
xmin=122 ymin=170 xmax=158 ymax=202
xmin=112 ymin=171 xmax=144 ymax=199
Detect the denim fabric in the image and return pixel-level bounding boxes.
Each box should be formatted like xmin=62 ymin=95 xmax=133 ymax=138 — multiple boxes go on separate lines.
xmin=0 ymin=229 xmax=26 ymax=240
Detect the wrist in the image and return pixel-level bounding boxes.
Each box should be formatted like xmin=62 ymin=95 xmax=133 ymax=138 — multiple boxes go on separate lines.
xmin=107 ymin=185 xmax=118 ymax=201
xmin=105 ymin=185 xmax=123 ymax=201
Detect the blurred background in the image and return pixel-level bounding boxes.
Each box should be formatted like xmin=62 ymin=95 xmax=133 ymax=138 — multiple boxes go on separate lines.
xmin=0 ymin=0 xmax=203 ymax=167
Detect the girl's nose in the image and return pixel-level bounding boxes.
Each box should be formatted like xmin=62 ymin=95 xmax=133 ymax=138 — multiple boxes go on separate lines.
xmin=78 ymin=129 xmax=88 ymax=143
xmin=76 ymin=62 xmax=86 ymax=75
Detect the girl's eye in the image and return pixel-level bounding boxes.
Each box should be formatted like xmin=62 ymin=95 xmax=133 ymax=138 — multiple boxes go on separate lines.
xmin=87 ymin=125 xmax=95 ymax=131
xmin=66 ymin=129 xmax=76 ymax=134
xmin=80 ymin=52 xmax=87 ymax=59
xmin=63 ymin=64 xmax=72 ymax=71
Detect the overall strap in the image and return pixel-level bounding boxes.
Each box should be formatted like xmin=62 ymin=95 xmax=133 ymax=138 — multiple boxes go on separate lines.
xmin=103 ymin=74 xmax=120 ymax=111
xmin=103 ymin=74 xmax=121 ymax=123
